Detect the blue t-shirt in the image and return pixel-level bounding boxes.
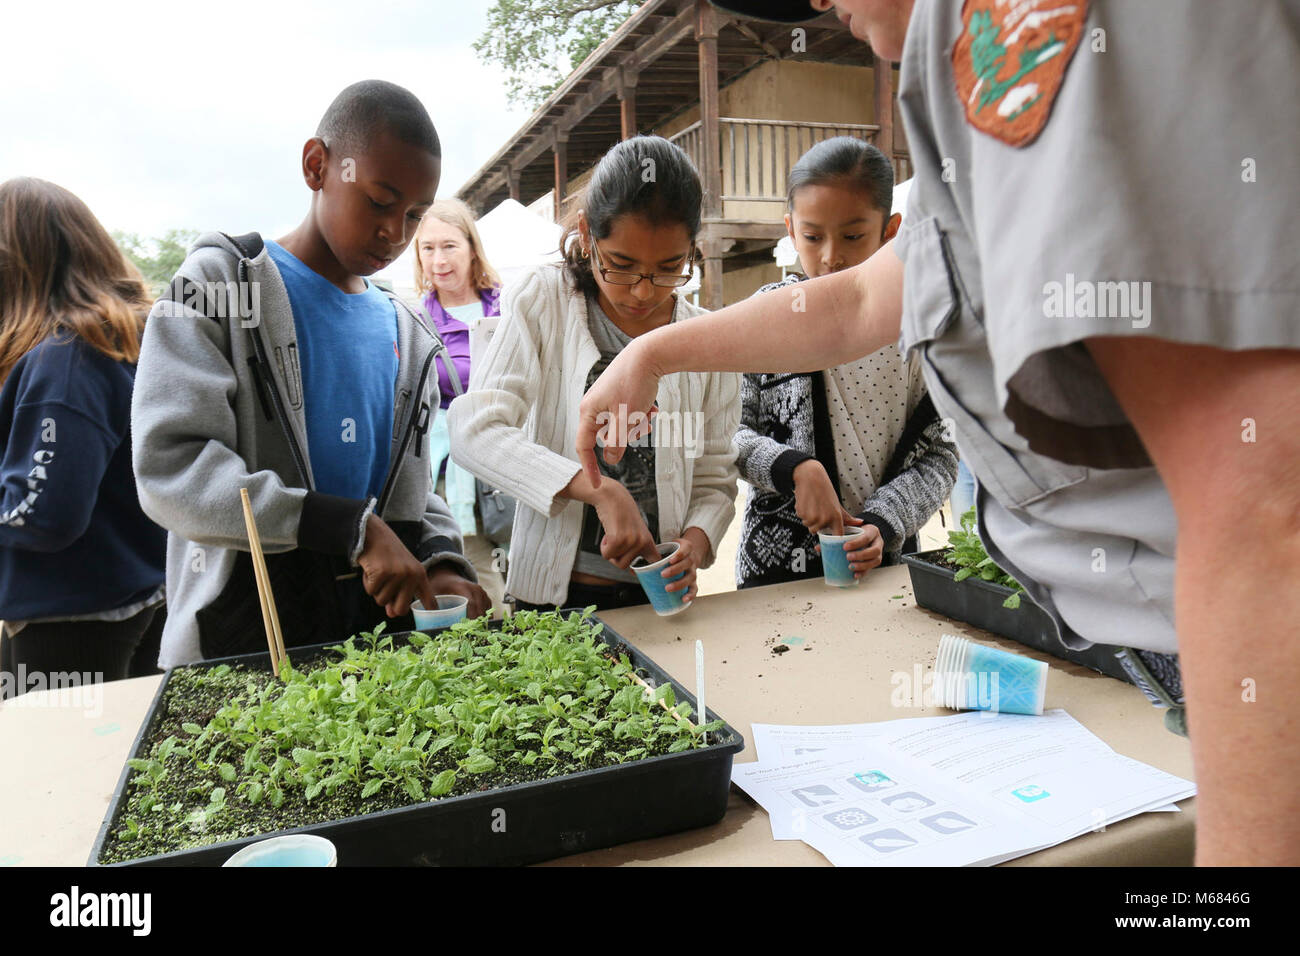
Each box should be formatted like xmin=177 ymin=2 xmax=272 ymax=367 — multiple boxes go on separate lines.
xmin=267 ymin=241 xmax=398 ymax=500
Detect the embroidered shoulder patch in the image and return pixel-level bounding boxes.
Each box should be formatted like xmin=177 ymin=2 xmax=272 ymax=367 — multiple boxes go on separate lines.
xmin=952 ymin=0 xmax=1090 ymax=147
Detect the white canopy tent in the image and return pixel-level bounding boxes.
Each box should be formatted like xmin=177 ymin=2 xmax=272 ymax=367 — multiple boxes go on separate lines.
xmin=891 ymin=177 xmax=913 ymax=218
xmin=474 ymin=198 xmax=565 ymax=290
xmin=476 ymin=197 xmax=702 ymax=300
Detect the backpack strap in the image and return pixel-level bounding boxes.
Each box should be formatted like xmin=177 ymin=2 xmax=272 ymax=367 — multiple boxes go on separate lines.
xmin=415 ymin=304 xmax=464 ymax=397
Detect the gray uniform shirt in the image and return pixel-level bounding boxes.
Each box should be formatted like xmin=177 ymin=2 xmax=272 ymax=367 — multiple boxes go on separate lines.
xmin=895 ymin=0 xmax=1300 ymax=656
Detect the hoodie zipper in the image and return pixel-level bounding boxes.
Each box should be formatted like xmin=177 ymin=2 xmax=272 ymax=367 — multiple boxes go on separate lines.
xmin=243 ymin=258 xmax=312 ymax=489
xmin=245 ymin=261 xmax=442 ymax=515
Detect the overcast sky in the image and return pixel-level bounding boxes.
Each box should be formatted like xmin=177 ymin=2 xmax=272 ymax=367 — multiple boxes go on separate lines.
xmin=0 ymin=0 xmax=539 ymax=287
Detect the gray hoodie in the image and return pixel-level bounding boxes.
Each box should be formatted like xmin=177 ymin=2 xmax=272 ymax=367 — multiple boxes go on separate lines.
xmin=132 ymin=232 xmax=474 ymax=667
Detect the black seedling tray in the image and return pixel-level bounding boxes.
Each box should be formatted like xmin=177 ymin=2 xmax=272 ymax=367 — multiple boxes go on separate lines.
xmin=89 ymin=618 xmax=744 ymax=867
xmin=902 ymin=550 xmax=1133 ymax=684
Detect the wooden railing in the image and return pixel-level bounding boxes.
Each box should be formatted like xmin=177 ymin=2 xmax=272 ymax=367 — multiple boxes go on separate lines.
xmin=669 ymin=117 xmax=911 ymax=203
xmin=546 ymin=118 xmax=913 ymax=225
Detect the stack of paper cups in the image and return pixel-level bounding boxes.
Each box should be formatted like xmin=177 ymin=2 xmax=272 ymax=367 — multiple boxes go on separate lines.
xmin=935 ymin=634 xmax=1048 ymax=716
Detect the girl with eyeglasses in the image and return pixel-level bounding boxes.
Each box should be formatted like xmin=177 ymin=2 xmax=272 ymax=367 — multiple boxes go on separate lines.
xmin=448 ymin=136 xmax=740 ymax=612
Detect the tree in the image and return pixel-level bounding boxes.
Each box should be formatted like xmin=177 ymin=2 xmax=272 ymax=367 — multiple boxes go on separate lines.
xmin=113 ymin=228 xmax=199 ymax=295
xmin=475 ymin=0 xmax=640 ymax=109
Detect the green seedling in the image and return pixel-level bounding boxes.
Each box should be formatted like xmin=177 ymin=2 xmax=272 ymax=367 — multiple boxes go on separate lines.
xmin=944 ymin=508 xmax=1025 ymax=610
xmin=104 ymin=609 xmax=725 ymax=863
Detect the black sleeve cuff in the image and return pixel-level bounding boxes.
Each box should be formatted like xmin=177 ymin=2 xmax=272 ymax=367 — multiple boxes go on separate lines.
xmin=859 ymin=511 xmax=902 ymax=550
xmin=416 ymin=535 xmax=459 ymax=564
xmin=298 ymin=491 xmax=370 ymax=556
xmin=421 ymin=537 xmax=478 ymax=584
xmin=772 ymin=449 xmax=814 ymax=496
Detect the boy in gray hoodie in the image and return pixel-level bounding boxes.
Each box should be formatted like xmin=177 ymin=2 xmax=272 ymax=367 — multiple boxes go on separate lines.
xmin=132 ymin=80 xmax=488 ymax=668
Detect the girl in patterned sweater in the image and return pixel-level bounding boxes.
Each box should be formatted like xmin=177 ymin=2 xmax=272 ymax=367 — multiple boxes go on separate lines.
xmin=735 ymin=138 xmax=957 ymax=589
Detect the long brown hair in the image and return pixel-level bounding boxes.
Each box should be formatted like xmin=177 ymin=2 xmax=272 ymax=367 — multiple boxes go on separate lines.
xmin=0 ymin=177 xmax=150 ymax=385
xmin=412 ymin=198 xmax=500 ymax=298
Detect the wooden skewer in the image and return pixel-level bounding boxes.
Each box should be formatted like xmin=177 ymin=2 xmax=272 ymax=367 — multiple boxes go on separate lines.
xmin=600 ymin=645 xmax=695 ymax=727
xmin=625 ymin=669 xmax=693 ymax=726
xmin=240 ymin=488 xmax=286 ymax=677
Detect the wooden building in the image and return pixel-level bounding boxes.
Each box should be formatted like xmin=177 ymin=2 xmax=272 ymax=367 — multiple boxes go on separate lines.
xmin=457 ymin=0 xmax=907 ymax=308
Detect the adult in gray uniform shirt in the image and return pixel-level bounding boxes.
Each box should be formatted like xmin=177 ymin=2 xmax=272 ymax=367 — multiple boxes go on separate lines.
xmin=577 ymin=0 xmax=1300 ymax=866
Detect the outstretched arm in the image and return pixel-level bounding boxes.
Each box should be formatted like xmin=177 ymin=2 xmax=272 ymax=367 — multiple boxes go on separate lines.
xmin=577 ymin=240 xmax=905 ymax=485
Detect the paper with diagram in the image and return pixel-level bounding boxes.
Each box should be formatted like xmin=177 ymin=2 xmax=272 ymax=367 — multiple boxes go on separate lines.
xmin=734 ymin=710 xmax=1194 ymax=866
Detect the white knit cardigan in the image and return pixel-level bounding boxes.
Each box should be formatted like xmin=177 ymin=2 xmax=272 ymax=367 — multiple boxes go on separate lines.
xmin=446 ymin=264 xmax=741 ymax=606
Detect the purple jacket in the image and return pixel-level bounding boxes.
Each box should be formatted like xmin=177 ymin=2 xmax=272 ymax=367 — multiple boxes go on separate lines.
xmin=422 ymin=286 xmax=501 ymax=409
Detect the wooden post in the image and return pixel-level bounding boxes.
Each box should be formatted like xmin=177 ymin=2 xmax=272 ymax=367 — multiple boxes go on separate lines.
xmin=697 ymin=0 xmax=722 ymax=219
xmin=697 ymin=0 xmax=723 ymax=310
xmin=701 ymin=240 xmax=724 ymax=312
xmin=507 ymin=168 xmax=521 ymax=202
xmin=873 ymin=52 xmax=894 ymax=163
xmin=552 ymin=130 xmax=569 ymax=224
xmin=619 ymin=68 xmax=639 ymax=139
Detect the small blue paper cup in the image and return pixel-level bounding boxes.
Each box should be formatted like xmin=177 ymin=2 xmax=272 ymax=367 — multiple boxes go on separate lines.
xmin=936 ymin=634 xmax=1047 ymax=716
xmin=817 ymin=527 xmax=866 ymax=588
xmin=631 ymin=542 xmax=689 ymax=616
xmin=223 ymin=834 xmax=337 ymax=867
xmin=411 ymin=595 xmax=468 ymax=631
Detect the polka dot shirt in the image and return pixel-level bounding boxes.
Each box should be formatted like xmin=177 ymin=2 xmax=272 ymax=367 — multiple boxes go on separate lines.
xmin=823 ymin=345 xmax=927 ymax=514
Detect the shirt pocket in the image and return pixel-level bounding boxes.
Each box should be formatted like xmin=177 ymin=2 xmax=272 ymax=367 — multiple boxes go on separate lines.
xmin=393 ymin=387 xmax=412 ymax=442
xmin=900 ymin=216 xmax=961 ymax=357
xmin=903 ymin=216 xmax=1087 ymax=509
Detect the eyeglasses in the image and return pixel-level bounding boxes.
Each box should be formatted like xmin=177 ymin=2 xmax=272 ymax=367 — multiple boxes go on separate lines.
xmin=590 ymin=240 xmax=695 ymax=288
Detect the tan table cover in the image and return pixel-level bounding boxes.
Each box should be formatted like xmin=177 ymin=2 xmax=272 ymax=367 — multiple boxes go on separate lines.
xmin=0 ymin=566 xmax=1193 ymax=867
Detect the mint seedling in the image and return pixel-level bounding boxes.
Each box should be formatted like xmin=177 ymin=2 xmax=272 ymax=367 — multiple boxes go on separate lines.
xmin=944 ymin=508 xmax=1026 ymax=610
xmin=102 ymin=609 xmax=727 ymax=863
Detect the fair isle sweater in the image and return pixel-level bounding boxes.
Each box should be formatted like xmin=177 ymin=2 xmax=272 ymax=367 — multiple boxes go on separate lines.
xmin=447 ymin=265 xmax=741 ymax=607
xmin=735 ymin=274 xmax=958 ymax=589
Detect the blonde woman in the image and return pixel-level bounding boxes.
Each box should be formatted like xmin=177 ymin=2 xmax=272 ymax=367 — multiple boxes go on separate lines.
xmin=414 ymin=200 xmax=501 ymax=534
xmin=0 ymin=178 xmax=166 ymax=694
xmin=413 ymin=199 xmax=507 ymax=604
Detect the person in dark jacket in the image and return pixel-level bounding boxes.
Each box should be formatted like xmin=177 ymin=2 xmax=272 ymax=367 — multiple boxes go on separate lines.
xmin=735 ymin=138 xmax=957 ymax=589
xmin=0 ymin=177 xmax=166 ymax=697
